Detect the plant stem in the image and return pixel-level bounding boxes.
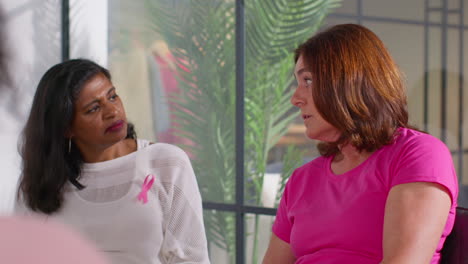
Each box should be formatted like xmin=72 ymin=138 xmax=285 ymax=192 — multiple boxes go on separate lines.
xmin=251 ymin=213 xmax=261 ymax=264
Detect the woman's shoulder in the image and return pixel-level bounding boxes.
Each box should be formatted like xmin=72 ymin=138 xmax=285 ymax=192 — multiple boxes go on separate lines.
xmin=377 ymin=127 xmax=452 ymax=169
xmin=137 ymin=139 xmax=191 ymax=165
xmin=139 ymin=139 xmax=187 ymax=155
xmin=136 ymin=140 xmax=197 ymax=189
xmin=392 ymin=127 xmax=449 ymax=152
xmin=289 ymin=156 xmax=328 ymax=182
xmin=297 ymin=156 xmax=327 ymax=171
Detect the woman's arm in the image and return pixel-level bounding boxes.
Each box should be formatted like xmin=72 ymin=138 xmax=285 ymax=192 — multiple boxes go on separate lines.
xmin=381 ymin=182 xmax=451 ymax=264
xmin=155 ymin=145 xmax=210 ymax=263
xmin=262 ymin=233 xmax=296 ymax=264
xmin=160 ymin=185 xmax=210 ymax=263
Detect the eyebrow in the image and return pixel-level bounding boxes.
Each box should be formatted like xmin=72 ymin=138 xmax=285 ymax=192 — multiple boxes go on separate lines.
xmin=82 ymin=87 xmax=116 ymax=110
xmin=293 ymin=68 xmax=310 ymax=79
xmin=296 ymin=68 xmax=307 ymax=76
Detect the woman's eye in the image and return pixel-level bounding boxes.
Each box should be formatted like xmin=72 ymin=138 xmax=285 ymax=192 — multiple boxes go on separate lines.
xmin=109 ymin=94 xmax=118 ymax=101
xmin=87 ymin=105 xmax=99 ymax=113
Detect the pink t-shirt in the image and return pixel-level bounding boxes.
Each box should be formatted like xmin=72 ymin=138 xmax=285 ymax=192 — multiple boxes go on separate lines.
xmin=272 ymin=128 xmax=458 ymax=264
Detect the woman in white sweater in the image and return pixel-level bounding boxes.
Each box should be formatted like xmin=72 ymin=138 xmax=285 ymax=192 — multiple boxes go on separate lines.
xmin=16 ymin=59 xmax=210 ymax=264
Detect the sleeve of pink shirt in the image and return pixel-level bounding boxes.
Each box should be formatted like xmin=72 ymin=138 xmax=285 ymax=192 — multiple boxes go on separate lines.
xmin=272 ymin=171 xmax=295 ymax=243
xmin=390 ymin=133 xmax=458 ymax=205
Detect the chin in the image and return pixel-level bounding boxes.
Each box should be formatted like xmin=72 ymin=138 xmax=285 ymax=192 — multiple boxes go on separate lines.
xmin=306 ymin=132 xmax=335 ymax=142
xmin=305 ymin=133 xmax=319 ymax=141
xmin=120 ymin=124 xmax=129 ymax=140
xmin=111 ymin=125 xmax=128 ymax=143
xmin=305 ymin=128 xmax=320 ymax=139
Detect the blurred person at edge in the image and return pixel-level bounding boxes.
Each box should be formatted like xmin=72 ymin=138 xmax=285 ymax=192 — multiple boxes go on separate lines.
xmin=0 ymin=4 xmax=8 ymax=87
xmin=0 ymin=5 xmax=108 ymax=264
xmin=263 ymin=24 xmax=458 ymax=264
xmin=15 ymin=58 xmax=210 ymax=264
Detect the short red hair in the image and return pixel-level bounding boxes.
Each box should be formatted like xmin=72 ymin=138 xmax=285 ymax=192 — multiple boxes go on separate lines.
xmin=295 ymin=24 xmax=410 ymax=156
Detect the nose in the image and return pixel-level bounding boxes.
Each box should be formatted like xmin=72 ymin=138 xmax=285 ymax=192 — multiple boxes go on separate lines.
xmin=103 ymin=102 xmax=119 ymax=119
xmin=290 ymin=85 xmax=305 ymax=108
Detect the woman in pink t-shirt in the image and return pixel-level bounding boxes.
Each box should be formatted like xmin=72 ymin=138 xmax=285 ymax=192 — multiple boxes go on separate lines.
xmin=263 ymin=24 xmax=458 ymax=264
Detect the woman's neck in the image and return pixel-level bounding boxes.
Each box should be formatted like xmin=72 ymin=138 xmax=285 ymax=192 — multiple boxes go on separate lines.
xmin=331 ymin=144 xmax=373 ymax=175
xmin=80 ymin=138 xmax=137 ymax=163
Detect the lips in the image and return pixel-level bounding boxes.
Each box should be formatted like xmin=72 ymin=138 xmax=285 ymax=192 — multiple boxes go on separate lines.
xmin=302 ymin=114 xmax=312 ymax=120
xmin=105 ymin=120 xmax=125 ymax=133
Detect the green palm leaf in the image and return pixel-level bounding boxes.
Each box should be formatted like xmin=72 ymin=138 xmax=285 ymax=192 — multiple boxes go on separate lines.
xmin=143 ymin=0 xmax=340 ymax=262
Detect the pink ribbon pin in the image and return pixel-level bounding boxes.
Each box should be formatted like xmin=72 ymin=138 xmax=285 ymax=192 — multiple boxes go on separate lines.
xmin=137 ymin=174 xmax=155 ymax=204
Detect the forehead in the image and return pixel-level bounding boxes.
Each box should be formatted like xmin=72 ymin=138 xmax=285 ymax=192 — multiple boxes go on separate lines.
xmin=294 ymin=55 xmax=311 ymax=75
xmin=75 ymin=73 xmax=112 ymax=102
xmin=295 ymin=55 xmax=304 ymax=71
xmin=294 ymin=55 xmax=311 ymax=76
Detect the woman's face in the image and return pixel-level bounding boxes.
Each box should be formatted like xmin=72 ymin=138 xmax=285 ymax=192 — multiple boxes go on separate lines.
xmin=291 ymin=55 xmax=341 ymax=142
xmin=68 ymin=73 xmax=128 ymax=151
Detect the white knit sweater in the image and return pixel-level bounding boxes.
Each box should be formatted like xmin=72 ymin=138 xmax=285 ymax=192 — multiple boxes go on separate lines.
xmin=17 ymin=139 xmax=210 ymax=264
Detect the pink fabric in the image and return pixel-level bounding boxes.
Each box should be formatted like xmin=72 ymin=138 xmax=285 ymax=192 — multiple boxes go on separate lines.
xmin=0 ymin=215 xmax=109 ymax=263
xmin=273 ymin=128 xmax=458 ymax=264
xmin=137 ymin=174 xmax=155 ymax=204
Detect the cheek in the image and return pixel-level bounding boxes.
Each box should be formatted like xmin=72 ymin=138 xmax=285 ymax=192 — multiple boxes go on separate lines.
xmin=309 ymin=99 xmax=320 ymax=113
xmin=71 ymin=115 xmax=101 ymax=136
xmin=309 ymin=115 xmax=335 ymax=132
xmin=117 ymin=100 xmax=126 ymax=116
xmin=317 ymin=116 xmax=335 ymax=130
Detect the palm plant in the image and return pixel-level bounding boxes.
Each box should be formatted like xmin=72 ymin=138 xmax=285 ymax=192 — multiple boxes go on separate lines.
xmin=144 ymin=0 xmax=340 ymax=262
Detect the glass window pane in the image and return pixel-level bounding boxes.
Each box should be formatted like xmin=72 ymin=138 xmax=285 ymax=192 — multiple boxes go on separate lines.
xmin=461 ymin=29 xmax=468 ymax=207
xmin=362 ymin=22 xmax=425 ymax=129
xmin=429 ymin=11 xmax=442 ymax=24
xmin=70 ymin=0 xmax=108 ymax=65
xmin=445 ymin=28 xmax=461 ymax=151
xmin=448 ymin=12 xmax=460 ymax=26
xmin=448 ymin=0 xmax=460 ymax=10
xmin=463 ymin=29 xmax=468 ymax=152
xmin=426 ymin=27 xmax=443 ymax=138
xmin=244 ymin=0 xmax=339 ymax=208
xmin=363 ymin=0 xmax=425 ymax=22
xmin=323 ymin=15 xmax=359 ymax=27
xmin=204 ymin=210 xmax=235 ymax=263
xmin=333 ymin=0 xmax=357 ymax=15
xmin=465 ymin=0 xmax=468 ymax=26
xmin=245 ymin=213 xmax=275 ymax=264
xmin=107 ymin=0 xmax=236 ymax=204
